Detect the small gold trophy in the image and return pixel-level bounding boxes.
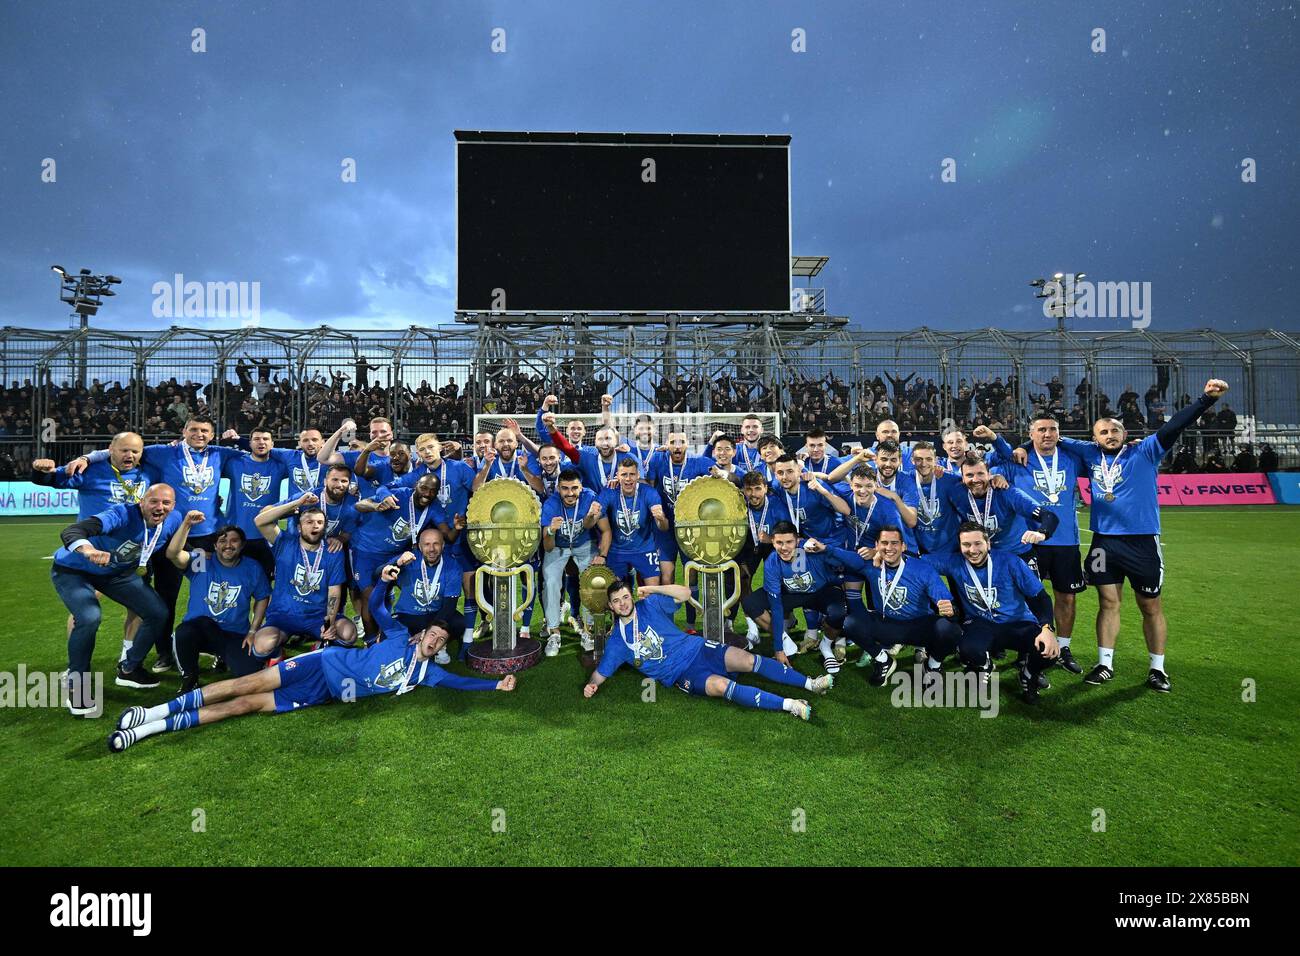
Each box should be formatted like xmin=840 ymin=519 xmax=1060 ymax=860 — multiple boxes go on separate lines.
xmin=464 ymin=478 xmax=543 ymax=674
xmin=673 ymin=477 xmax=747 ymax=645
xmin=577 ymin=563 xmax=619 ymax=670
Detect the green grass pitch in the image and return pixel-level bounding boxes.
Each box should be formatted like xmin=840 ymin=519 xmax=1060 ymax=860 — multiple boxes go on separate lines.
xmin=1 ymin=508 xmax=1297 ymax=867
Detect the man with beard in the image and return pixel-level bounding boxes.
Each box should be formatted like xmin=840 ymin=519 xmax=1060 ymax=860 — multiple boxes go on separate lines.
xmin=943 ymin=453 xmax=1057 ymax=565
xmin=540 ymin=469 xmax=610 ymax=656
xmin=735 ymin=470 xmax=790 ymax=648
xmin=218 ymin=427 xmax=292 ymax=581
xmin=252 ymin=496 xmax=355 ymax=655
xmin=351 ymin=474 xmax=451 ymax=641
xmin=598 ymin=458 xmax=669 ymax=586
xmin=378 ymin=527 xmax=464 ymax=663
xmin=924 ymin=523 xmax=1060 ymax=704
xmin=907 ymin=441 xmax=964 ymax=555
xmin=166 ymin=514 xmax=270 ymax=692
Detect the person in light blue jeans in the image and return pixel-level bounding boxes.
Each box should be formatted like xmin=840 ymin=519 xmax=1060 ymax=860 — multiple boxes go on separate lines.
xmin=539 ymin=469 xmax=612 ymax=657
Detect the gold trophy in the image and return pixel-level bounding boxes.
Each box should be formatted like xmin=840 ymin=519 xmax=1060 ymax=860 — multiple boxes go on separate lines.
xmin=577 ymin=563 xmax=619 ymax=670
xmin=465 ymin=478 xmax=543 ymax=674
xmin=674 ymin=477 xmax=747 ymax=645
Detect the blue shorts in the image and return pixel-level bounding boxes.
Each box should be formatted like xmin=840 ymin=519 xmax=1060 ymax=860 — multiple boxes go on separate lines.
xmin=673 ymin=640 xmax=731 ymax=696
xmin=607 ymin=547 xmax=660 ymax=582
xmin=272 ymin=650 xmax=332 ymax=712
xmin=654 ymin=526 xmax=679 ymax=564
xmin=351 ymin=548 xmax=400 ymax=589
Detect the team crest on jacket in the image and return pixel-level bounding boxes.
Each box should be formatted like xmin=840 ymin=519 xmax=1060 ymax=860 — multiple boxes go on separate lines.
xmin=615 ymin=509 xmax=640 ymax=536
xmin=205 ymin=581 xmax=242 ymax=616
xmin=292 ymin=563 xmax=324 ymax=596
xmin=1089 ymin=463 xmax=1125 ymax=489
xmin=374 ymin=657 xmax=409 ymax=690
xmin=784 ymin=571 xmax=814 ymax=592
xmin=411 ymin=576 xmax=442 ymax=606
xmin=292 ymin=465 xmax=319 ymax=491
xmin=1032 ymin=469 xmax=1065 ymax=497
xmin=390 ymin=517 xmax=411 ymax=543
xmin=111 ymin=540 xmax=141 ymax=565
xmin=108 ymin=477 xmax=148 ymax=504
xmin=962 ymin=584 xmax=999 ymax=613
xmin=881 ymin=586 xmax=909 ymax=613
xmin=625 ymin=625 xmax=665 ymax=662
xmin=240 ymin=472 xmax=273 ymax=501
xmin=182 ymin=463 xmax=215 ymax=494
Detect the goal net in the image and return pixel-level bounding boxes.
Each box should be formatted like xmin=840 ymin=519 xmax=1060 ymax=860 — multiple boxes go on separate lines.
xmin=472 ymin=411 xmax=782 ymax=455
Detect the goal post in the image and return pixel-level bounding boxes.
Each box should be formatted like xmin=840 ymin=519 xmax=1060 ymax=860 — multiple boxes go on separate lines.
xmin=472 ymin=411 xmax=782 ymax=455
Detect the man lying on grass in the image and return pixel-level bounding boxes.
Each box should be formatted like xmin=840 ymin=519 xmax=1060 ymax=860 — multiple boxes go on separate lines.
xmin=109 ymin=572 xmax=515 ymax=751
xmin=583 ymin=579 xmax=833 ymax=721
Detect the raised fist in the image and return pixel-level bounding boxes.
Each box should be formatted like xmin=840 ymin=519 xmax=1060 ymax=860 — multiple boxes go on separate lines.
xmin=31 ymin=459 xmax=56 ymax=473
xmin=1204 ymin=378 xmax=1230 ymax=398
xmin=184 ymin=510 xmax=206 ymax=527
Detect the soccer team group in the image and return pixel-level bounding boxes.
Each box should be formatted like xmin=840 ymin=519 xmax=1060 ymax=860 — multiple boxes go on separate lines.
xmin=34 ymin=378 xmax=1230 ymax=751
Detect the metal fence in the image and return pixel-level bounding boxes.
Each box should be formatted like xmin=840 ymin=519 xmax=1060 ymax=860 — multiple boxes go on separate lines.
xmin=1 ymin=324 xmax=1297 ymax=471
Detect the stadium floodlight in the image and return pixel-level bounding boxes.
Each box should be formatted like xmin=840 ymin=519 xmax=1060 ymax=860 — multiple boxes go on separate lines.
xmin=52 ymin=264 xmax=123 ymax=385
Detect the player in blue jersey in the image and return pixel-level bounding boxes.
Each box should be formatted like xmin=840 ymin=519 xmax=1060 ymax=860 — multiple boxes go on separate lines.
xmin=286 ymin=427 xmax=328 ymax=496
xmin=685 ymin=433 xmax=746 ymax=485
xmin=798 ymin=428 xmax=842 ymax=475
xmin=50 ymin=484 xmax=181 ymax=712
xmin=598 ymin=458 xmax=668 ymax=585
xmin=575 ymin=424 xmax=625 ymax=492
xmin=836 ymin=466 xmax=915 ymax=566
xmin=752 ymin=436 xmax=785 ymax=484
xmin=165 ymin=512 xmax=271 ymax=692
xmin=69 ymin=416 xmax=246 ymax=672
xmin=906 ymin=441 xmax=964 ymax=555
xmin=34 ymin=431 xmax=152 ymax=665
xmin=981 ymin=419 xmax=1086 ymax=674
xmin=735 ymin=471 xmax=789 ymax=647
xmin=1048 ymin=378 xmax=1229 ymax=692
xmin=944 ymin=453 xmax=1057 ymax=561
xmin=583 ymin=581 xmax=832 ymax=721
xmin=627 ymin=413 xmax=661 ymax=474
xmin=392 ymin=434 xmax=479 ymax=638
xmin=805 ymin=527 xmax=960 ymax=686
xmin=251 ymin=495 xmax=355 ymax=654
xmin=108 ymin=578 xmax=515 ymax=751
xmin=647 ymin=431 xmax=695 ymax=605
xmin=540 ymin=470 xmax=610 ymax=656
xmin=351 ymin=474 xmax=451 ymax=639
xmin=376 ymin=527 xmax=464 ymax=662
xmin=925 ymin=522 xmax=1060 ymax=704
xmin=771 ymin=454 xmax=850 ymax=542
xmin=740 ymin=521 xmax=849 ymax=673
xmin=219 ymin=427 xmax=291 ymax=581
xmin=317 ymin=415 xmax=383 ymax=496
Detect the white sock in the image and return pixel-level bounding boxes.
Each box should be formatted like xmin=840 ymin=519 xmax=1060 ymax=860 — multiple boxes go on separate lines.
xmin=781 ymin=698 xmax=796 ymax=712
xmin=136 ymin=719 xmax=169 ymax=741
xmin=1058 ymin=635 xmax=1072 ymax=649
xmin=1149 ymin=653 xmax=1165 ymax=672
xmin=806 ymin=629 xmax=820 ymax=645
xmin=1098 ymin=646 xmax=1115 ymax=668
xmin=926 ymin=656 xmax=943 ymax=670
xmin=875 ymin=650 xmax=890 ymax=663
xmin=803 ymin=676 xmax=815 ymax=690
xmin=142 ymin=702 xmax=172 ymax=723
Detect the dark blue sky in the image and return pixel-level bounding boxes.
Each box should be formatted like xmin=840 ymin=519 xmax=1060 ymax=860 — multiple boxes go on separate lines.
xmin=2 ymin=0 xmax=1297 ymax=333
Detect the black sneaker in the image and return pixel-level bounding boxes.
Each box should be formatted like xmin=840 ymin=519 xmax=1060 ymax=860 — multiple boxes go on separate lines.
xmin=1146 ymin=668 xmax=1171 ymax=693
xmin=1018 ymin=663 xmax=1041 ymax=704
xmin=868 ymin=655 xmax=897 ymax=687
xmin=1057 ymin=646 xmax=1083 ymax=674
xmin=210 ymin=656 xmax=228 ymax=673
xmin=115 ymin=664 xmax=160 ymax=689
xmin=1036 ymin=670 xmax=1051 ymax=689
xmin=913 ymin=647 xmax=928 ymax=665
xmin=179 ymin=673 xmax=201 ymax=695
xmin=1082 ymin=663 xmax=1114 ymax=685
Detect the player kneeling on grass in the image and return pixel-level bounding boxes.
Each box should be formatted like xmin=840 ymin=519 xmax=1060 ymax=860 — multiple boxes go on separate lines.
xmin=583 ymin=580 xmax=832 ymax=721
xmin=803 ymin=527 xmax=961 ymax=687
xmin=109 ymin=579 xmax=515 ymax=751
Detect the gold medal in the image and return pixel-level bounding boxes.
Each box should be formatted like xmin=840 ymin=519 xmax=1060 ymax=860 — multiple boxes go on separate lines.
xmin=1104 ymin=492 xmax=1115 ymax=502
xmin=137 ymin=566 xmax=149 ymax=577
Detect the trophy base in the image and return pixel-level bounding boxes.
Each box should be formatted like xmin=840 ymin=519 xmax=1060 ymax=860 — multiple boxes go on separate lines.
xmin=466 ymin=637 xmax=542 ymax=675
xmin=578 ymin=650 xmax=601 ymax=673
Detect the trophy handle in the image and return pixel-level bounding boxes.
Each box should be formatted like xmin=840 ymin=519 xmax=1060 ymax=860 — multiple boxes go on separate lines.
xmin=682 ymin=561 xmax=704 ymax=611
xmin=474 ymin=566 xmax=493 ymax=622
xmin=514 ymin=564 xmax=535 ymax=623
xmin=718 ymin=560 xmax=742 ymax=613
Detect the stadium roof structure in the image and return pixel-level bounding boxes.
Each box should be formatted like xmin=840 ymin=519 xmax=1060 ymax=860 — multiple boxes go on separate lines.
xmin=791 ymin=256 xmax=829 ymax=278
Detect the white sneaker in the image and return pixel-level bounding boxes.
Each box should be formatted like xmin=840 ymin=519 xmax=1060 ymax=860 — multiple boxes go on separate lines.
xmin=519 ymin=627 xmax=531 ymax=642
xmin=434 ymin=649 xmax=451 ymax=665
xmin=353 ymin=615 xmax=366 ymax=640
xmin=545 ymin=631 xmax=561 ymax=657
xmin=809 ymin=674 xmax=834 ymax=696
xmin=579 ymin=628 xmax=595 ymax=652
xmin=834 ymin=638 xmax=847 ymax=661
xmin=798 ymin=629 xmax=821 ymax=654
xmin=782 ymin=633 xmax=799 ymax=657
xmin=744 ymin=621 xmax=760 ymax=649
xmin=787 ymin=699 xmax=812 ymax=721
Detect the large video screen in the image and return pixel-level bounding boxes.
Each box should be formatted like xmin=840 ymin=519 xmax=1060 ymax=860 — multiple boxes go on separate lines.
xmin=456 ymin=132 xmax=791 ymax=313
